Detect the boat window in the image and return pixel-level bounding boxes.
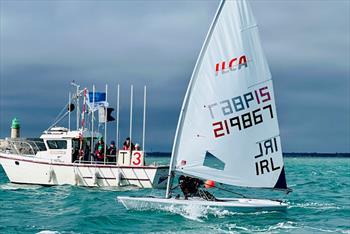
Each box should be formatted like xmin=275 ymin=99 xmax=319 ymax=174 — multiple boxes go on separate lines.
xmin=27 ymin=138 xmax=47 ymax=151
xmin=47 ymin=140 xmax=67 ymax=149
xmin=35 ymin=141 xmax=47 ymax=151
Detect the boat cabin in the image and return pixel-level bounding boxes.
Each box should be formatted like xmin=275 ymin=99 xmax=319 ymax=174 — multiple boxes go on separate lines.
xmin=1 ymin=127 xmax=145 ymax=166
xmin=36 ymin=127 xmax=101 ymax=163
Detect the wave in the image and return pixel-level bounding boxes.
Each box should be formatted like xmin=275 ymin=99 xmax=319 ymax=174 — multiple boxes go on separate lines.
xmin=98 ymin=185 xmax=141 ymax=192
xmin=218 ymin=221 xmax=347 ymax=233
xmin=289 ymin=201 xmax=342 ymax=210
xmin=210 ymin=221 xmax=299 ymax=233
xmin=36 ymin=231 xmax=60 ymax=234
xmin=0 ymin=183 xmax=42 ymax=190
xmin=140 ymin=203 xmax=281 ymax=222
xmin=36 ymin=231 xmax=81 ymax=234
xmin=79 ymin=184 xmax=141 ymax=192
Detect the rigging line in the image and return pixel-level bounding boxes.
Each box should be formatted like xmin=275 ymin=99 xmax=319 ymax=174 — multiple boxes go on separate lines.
xmin=52 ymin=102 xmax=69 ymax=124
xmin=247 ymin=78 xmax=272 ymax=89
xmin=47 ymin=111 xmax=69 ymax=131
xmin=53 ymin=103 xmax=69 ymax=126
xmin=240 ymin=24 xmax=258 ymax=32
xmin=212 ymin=185 xmax=248 ymax=198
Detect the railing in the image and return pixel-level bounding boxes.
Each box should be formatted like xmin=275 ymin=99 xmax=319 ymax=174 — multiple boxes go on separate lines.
xmin=0 ymin=139 xmax=46 ymax=156
xmin=73 ymin=151 xmax=147 ymax=167
xmin=73 ymin=155 xmax=118 ymax=165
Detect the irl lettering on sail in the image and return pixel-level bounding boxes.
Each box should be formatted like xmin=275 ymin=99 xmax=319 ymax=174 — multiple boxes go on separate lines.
xmin=215 ymin=55 xmax=248 ymax=75
xmin=254 ymin=137 xmax=281 ymax=176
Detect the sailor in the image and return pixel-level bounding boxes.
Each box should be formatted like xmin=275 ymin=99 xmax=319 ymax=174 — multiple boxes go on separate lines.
xmin=178 ymin=176 xmax=202 ymax=199
xmin=122 ymin=137 xmax=135 ymax=151
xmin=178 ymin=176 xmax=217 ymax=201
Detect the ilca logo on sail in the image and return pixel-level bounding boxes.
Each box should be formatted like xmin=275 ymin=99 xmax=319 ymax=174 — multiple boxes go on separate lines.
xmin=215 ymin=54 xmax=248 ymax=75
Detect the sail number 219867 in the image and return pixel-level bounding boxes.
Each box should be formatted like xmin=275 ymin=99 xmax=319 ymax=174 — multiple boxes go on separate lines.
xmin=212 ymin=104 xmax=274 ymax=138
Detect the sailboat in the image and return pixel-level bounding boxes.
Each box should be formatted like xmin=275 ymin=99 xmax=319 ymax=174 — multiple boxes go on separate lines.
xmin=118 ymin=0 xmax=291 ymax=211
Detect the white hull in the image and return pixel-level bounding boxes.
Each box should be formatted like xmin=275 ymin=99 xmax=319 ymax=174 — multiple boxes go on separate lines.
xmin=0 ymin=153 xmax=169 ymax=188
xmin=117 ymin=196 xmax=288 ymax=212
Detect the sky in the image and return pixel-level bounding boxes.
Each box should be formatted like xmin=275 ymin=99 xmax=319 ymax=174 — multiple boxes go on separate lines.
xmin=0 ymin=0 xmax=349 ymax=153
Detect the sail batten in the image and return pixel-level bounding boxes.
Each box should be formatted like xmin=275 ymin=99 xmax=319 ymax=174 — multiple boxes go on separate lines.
xmin=169 ymin=0 xmax=288 ymax=191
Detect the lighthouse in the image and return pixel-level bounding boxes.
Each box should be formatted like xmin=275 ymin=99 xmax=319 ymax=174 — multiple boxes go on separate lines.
xmin=11 ymin=118 xmax=20 ymax=139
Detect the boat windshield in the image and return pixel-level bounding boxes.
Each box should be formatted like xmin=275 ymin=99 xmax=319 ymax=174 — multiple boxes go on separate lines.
xmin=27 ymin=138 xmax=47 ymax=151
xmin=0 ymin=138 xmax=47 ymax=156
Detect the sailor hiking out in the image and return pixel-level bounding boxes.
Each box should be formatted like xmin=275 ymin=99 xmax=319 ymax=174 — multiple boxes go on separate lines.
xmin=176 ymin=176 xmax=218 ymax=201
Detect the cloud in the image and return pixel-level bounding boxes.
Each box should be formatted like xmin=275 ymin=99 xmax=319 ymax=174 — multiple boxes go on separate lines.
xmin=0 ymin=0 xmax=349 ymax=152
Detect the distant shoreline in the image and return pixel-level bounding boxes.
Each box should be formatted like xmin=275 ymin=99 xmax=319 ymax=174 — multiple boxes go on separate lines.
xmin=146 ymin=152 xmax=350 ymax=158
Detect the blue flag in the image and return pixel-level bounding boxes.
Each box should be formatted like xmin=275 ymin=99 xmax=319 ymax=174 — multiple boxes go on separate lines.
xmin=88 ymin=92 xmax=106 ymax=103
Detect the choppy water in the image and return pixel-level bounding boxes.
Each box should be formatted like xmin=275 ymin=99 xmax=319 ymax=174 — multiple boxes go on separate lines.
xmin=0 ymin=157 xmax=349 ymax=233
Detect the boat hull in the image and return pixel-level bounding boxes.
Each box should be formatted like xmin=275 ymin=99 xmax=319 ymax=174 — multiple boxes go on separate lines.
xmin=0 ymin=153 xmax=169 ymax=188
xmin=117 ymin=196 xmax=288 ymax=212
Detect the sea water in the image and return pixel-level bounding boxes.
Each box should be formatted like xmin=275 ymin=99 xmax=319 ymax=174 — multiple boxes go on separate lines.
xmin=0 ymin=157 xmax=349 ymax=233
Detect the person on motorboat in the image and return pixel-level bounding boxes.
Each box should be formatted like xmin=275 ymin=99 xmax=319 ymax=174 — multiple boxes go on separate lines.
xmin=94 ymin=137 xmax=105 ymax=153
xmin=95 ymin=145 xmax=105 ymax=161
xmin=107 ymin=141 xmax=117 ymax=155
xmin=134 ymin=143 xmax=141 ymax=151
xmin=107 ymin=141 xmax=117 ymax=162
xmin=122 ymin=137 xmax=135 ymax=151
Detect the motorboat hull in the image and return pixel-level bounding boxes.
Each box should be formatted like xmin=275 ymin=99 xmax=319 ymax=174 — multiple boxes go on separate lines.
xmin=0 ymin=153 xmax=169 ymax=188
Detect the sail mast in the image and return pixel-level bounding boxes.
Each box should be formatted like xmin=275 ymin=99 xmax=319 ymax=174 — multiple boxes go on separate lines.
xmin=142 ymin=86 xmax=147 ymax=151
xmin=129 ymin=85 xmax=133 ymax=163
xmin=76 ymin=85 xmax=80 ymax=130
xmin=68 ymin=92 xmax=71 ymax=131
xmin=90 ymin=85 xmax=95 ymax=162
xmin=116 ymin=84 xmax=120 ymax=149
xmin=103 ymin=84 xmax=108 ymax=164
xmin=165 ymin=0 xmax=226 ymax=199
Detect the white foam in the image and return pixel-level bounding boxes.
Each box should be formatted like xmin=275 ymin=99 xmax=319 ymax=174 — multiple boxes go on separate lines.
xmin=267 ymin=221 xmax=299 ymax=231
xmin=289 ymin=201 xmax=341 ymax=210
xmin=156 ymin=204 xmax=278 ymax=222
xmin=36 ymin=231 xmax=60 ymax=234
xmin=163 ymin=204 xmax=206 ymax=222
xmin=0 ymin=183 xmax=42 ymax=190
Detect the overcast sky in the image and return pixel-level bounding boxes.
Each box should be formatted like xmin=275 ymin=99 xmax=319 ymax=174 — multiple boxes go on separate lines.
xmin=0 ymin=0 xmax=349 ymax=153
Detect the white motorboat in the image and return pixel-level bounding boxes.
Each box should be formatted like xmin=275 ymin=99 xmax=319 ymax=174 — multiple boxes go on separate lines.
xmin=0 ymin=84 xmax=169 ymax=188
xmin=0 ymin=128 xmax=168 ymax=188
xmin=118 ymin=0 xmax=291 ymax=211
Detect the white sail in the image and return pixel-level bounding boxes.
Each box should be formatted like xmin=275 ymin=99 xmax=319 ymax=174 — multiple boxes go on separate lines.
xmin=171 ymin=0 xmax=287 ymax=189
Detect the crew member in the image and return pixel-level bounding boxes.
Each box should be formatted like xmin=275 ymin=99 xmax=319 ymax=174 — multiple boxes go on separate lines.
xmin=108 ymin=141 xmax=117 ymax=155
xmin=95 ymin=145 xmax=105 ymax=161
xmin=107 ymin=141 xmax=117 ymax=162
xmin=135 ymin=143 xmax=141 ymax=151
xmin=94 ymin=137 xmax=104 ymax=153
xmin=122 ymin=137 xmax=135 ymax=151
